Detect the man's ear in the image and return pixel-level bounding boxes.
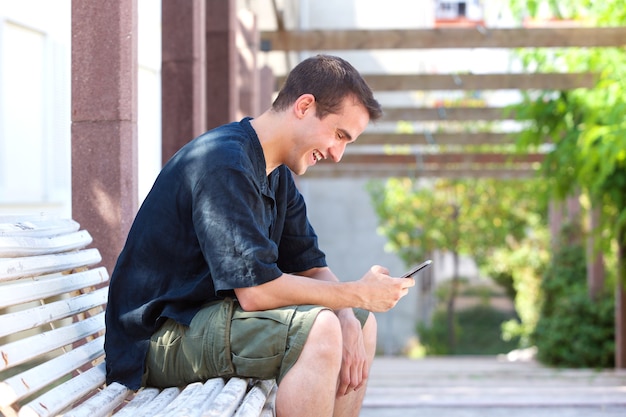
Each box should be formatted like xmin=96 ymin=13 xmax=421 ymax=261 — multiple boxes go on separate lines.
xmin=294 ymin=94 xmax=315 ymax=118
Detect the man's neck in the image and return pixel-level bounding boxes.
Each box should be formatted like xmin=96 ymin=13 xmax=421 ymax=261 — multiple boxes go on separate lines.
xmin=250 ymin=110 xmax=286 ymax=176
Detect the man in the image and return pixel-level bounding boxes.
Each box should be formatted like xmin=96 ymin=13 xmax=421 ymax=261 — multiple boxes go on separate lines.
xmin=104 ymin=54 xmax=415 ymax=417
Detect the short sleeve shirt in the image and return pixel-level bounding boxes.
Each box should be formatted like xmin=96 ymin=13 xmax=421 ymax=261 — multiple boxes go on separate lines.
xmin=104 ymin=118 xmax=327 ymax=389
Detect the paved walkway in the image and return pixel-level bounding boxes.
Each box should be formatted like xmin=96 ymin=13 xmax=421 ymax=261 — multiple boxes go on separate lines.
xmin=360 ymin=356 xmax=626 ymax=417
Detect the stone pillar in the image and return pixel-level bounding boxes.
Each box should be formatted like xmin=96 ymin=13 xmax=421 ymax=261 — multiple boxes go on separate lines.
xmin=71 ymin=0 xmax=138 ymax=273
xmin=161 ymin=0 xmax=206 ymax=164
xmin=206 ymin=0 xmax=238 ymax=129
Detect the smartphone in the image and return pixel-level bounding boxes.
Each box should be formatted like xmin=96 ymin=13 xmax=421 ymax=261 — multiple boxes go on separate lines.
xmin=401 ymin=259 xmax=432 ymax=278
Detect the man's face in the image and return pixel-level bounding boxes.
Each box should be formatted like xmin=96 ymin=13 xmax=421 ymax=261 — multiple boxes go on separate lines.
xmin=288 ymin=95 xmax=370 ymax=175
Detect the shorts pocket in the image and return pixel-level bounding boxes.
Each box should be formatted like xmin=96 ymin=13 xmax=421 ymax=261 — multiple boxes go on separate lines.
xmin=229 ymin=307 xmax=294 ymax=378
xmin=231 ymin=352 xmax=283 ymax=380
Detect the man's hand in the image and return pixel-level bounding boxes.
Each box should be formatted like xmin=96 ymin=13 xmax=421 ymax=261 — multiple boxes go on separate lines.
xmin=335 ymin=308 xmax=367 ymax=396
xmin=356 ymin=265 xmax=415 ymax=312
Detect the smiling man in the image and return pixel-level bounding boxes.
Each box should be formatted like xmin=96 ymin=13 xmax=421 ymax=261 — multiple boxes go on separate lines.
xmin=104 ymin=54 xmax=415 ymax=417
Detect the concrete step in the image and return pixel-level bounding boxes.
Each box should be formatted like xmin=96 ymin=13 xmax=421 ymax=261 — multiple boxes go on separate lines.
xmin=360 ymin=356 xmax=626 ymax=417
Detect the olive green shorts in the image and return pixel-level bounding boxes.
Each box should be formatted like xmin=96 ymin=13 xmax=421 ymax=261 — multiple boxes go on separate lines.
xmin=144 ymin=298 xmax=369 ymax=388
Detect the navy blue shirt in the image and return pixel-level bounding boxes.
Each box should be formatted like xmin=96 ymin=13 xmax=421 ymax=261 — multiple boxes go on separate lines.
xmin=104 ymin=118 xmax=327 ymax=389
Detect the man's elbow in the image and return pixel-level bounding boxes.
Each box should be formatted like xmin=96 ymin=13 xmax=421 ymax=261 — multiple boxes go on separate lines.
xmin=234 ymin=287 xmax=264 ymax=311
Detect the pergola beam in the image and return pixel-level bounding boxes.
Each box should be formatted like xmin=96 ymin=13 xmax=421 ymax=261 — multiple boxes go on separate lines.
xmin=304 ymin=165 xmax=538 ymax=179
xmin=355 ymin=132 xmax=518 ymax=146
xmin=336 ymin=152 xmax=543 ymax=165
xmin=261 ymin=27 xmax=626 ymax=51
xmin=276 ymin=72 xmax=596 ymax=91
xmin=381 ymin=106 xmax=517 ymax=122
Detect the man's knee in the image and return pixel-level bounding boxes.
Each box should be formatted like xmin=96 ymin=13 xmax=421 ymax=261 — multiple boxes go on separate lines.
xmin=310 ymin=309 xmax=343 ymax=347
xmin=303 ymin=310 xmax=343 ymax=365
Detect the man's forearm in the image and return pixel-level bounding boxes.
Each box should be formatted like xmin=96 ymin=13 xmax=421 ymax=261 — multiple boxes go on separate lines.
xmin=234 ymin=272 xmax=364 ymax=312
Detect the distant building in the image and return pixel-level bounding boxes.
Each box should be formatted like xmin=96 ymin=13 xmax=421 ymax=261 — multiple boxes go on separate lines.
xmin=435 ymin=0 xmax=484 ymax=27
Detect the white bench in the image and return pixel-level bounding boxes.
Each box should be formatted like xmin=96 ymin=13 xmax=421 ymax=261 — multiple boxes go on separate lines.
xmin=0 ymin=214 xmax=276 ymax=417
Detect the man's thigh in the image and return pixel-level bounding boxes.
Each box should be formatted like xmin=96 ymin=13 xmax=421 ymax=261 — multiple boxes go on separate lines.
xmin=144 ymin=300 xmax=369 ymax=387
xmin=230 ymin=306 xmax=370 ymax=383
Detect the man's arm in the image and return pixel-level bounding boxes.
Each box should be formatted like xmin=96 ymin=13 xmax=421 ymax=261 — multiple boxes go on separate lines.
xmin=233 ymin=265 xmax=413 ymax=313
xmin=235 ymin=266 xmax=400 ymax=395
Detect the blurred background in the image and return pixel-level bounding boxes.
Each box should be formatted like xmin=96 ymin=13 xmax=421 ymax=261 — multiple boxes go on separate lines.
xmin=0 ymin=0 xmax=623 ymax=368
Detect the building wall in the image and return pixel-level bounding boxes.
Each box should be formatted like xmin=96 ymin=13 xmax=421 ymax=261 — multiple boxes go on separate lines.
xmin=0 ymin=0 xmax=71 ymax=216
xmin=0 ymin=0 xmax=162 ymax=218
xmin=299 ymin=177 xmax=424 ymax=354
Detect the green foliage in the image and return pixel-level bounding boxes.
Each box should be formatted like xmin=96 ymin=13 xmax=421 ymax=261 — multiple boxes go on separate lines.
xmin=417 ymin=309 xmax=453 ymax=355
xmin=490 ymin=223 xmax=550 ymax=347
xmin=368 ymin=177 xmax=550 ymax=351
xmin=508 ymin=0 xmax=626 ymax=280
xmin=418 ymin=304 xmax=520 ymax=355
xmin=367 ymin=178 xmax=548 ymax=266
xmin=532 ymin=224 xmax=615 ymax=367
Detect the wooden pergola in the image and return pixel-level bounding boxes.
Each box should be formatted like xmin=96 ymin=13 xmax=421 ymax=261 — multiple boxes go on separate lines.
xmin=259 ymin=24 xmax=626 ymax=366
xmin=260 ymin=26 xmax=626 ymax=178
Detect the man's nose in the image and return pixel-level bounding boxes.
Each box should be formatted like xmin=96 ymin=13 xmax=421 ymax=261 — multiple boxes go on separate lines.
xmin=328 ymin=142 xmax=347 ymax=163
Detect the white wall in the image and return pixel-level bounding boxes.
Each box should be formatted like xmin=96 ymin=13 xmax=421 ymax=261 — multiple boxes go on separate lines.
xmin=0 ymin=0 xmax=71 ymax=216
xmin=0 ymin=0 xmax=162 ymax=217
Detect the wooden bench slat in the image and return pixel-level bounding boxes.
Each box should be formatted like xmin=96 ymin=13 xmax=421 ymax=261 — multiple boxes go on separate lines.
xmin=108 ymin=387 xmax=160 ymax=417
xmin=153 ymin=379 xmax=224 ymax=417
xmin=62 ymin=382 xmax=131 ymax=417
xmin=0 ymin=267 xmax=108 ymax=309
xmin=0 ymin=230 xmax=93 ymax=257
xmin=265 ymin=388 xmax=276 ymax=416
xmin=0 ymin=313 xmax=105 ymax=372
xmin=0 ymin=337 xmax=104 ymax=407
xmin=115 ymin=387 xmax=181 ymax=417
xmin=203 ymin=377 xmax=249 ymax=417
xmin=0 ymin=287 xmax=108 ymax=338
xmin=261 ymin=384 xmax=277 ymax=417
xmin=151 ymin=382 xmax=204 ymax=417
xmin=0 ymin=218 xmax=79 ymax=238
xmin=233 ymin=380 xmax=275 ymax=417
xmin=176 ymin=378 xmax=225 ymax=417
xmin=0 ymin=217 xmax=275 ymax=417
xmin=18 ymin=362 xmax=108 ymax=417
xmin=0 ymin=249 xmax=102 ymax=281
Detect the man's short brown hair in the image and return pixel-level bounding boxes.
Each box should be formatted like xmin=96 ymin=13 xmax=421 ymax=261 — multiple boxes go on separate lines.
xmin=272 ymin=54 xmax=382 ymax=121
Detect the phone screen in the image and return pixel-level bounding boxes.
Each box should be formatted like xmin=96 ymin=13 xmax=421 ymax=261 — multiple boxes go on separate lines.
xmin=401 ymin=260 xmax=432 ymax=278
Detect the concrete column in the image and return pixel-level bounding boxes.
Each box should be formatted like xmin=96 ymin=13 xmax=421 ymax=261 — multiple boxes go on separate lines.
xmin=206 ymin=0 xmax=238 ymax=128
xmin=161 ymin=0 xmax=206 ymax=164
xmin=71 ymin=0 xmax=138 ymax=273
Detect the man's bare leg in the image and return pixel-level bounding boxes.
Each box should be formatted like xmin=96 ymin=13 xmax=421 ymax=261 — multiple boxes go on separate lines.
xmin=332 ymin=313 xmax=377 ymax=417
xmin=276 ymin=310 xmax=343 ymax=417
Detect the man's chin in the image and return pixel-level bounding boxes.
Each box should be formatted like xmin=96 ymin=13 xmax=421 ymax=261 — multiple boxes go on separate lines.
xmin=289 ymin=163 xmax=309 ymax=176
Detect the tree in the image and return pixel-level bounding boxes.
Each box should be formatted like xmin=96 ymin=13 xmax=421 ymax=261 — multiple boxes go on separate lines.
xmin=368 ymin=177 xmax=547 ymax=352
xmin=507 ymin=0 xmax=626 ymax=367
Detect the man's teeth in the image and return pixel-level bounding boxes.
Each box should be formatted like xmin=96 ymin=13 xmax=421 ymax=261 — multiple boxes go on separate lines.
xmin=313 ymin=150 xmax=323 ymax=161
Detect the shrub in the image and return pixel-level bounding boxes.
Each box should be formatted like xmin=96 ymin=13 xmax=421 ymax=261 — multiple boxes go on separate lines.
xmin=533 ymin=291 xmax=615 ymax=367
xmin=532 ymin=223 xmax=615 ymax=368
xmin=418 ymin=304 xmax=520 ymax=355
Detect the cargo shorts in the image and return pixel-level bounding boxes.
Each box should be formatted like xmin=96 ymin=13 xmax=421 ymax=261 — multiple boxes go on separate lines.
xmin=143 ymin=298 xmax=370 ymax=388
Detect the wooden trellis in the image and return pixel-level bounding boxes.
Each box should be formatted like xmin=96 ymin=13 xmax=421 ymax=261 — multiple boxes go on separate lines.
xmin=261 ymin=26 xmax=626 ymax=178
